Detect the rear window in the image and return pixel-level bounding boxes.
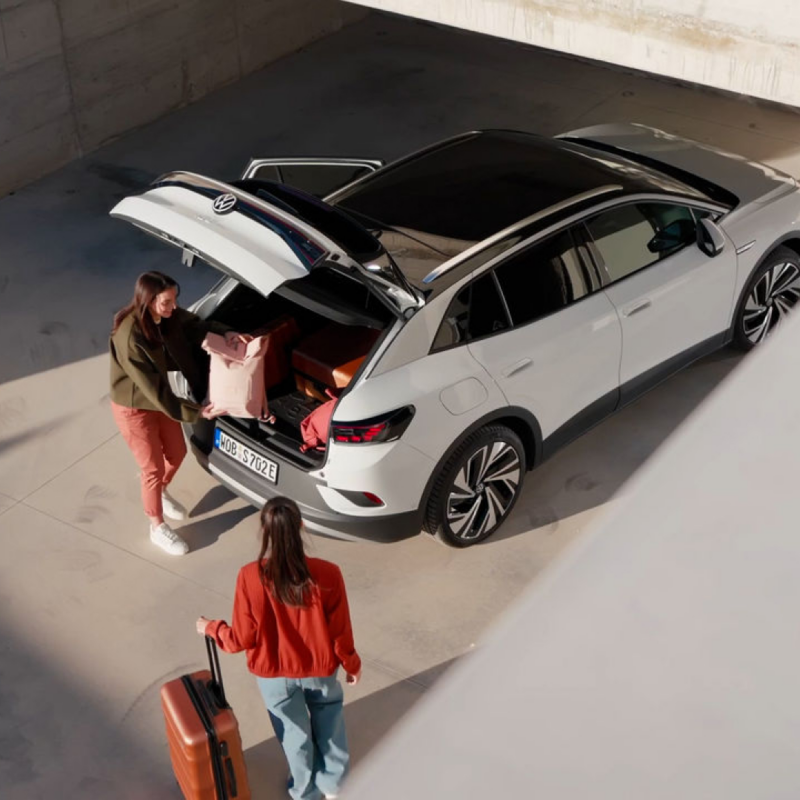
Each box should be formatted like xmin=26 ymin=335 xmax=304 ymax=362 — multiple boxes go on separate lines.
xmin=432 ymin=273 xmax=509 ymax=350
xmin=233 ymin=179 xmax=383 ymax=261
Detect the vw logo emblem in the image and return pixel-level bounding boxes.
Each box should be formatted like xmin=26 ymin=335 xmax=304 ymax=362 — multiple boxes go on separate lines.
xmin=212 ymin=193 xmax=237 ymax=215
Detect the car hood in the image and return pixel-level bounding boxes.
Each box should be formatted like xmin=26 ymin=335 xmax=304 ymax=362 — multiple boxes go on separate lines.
xmin=559 ymin=123 xmax=796 ymax=207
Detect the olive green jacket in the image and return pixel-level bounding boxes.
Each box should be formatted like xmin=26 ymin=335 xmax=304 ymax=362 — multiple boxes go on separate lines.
xmin=109 ymin=308 xmax=229 ymax=423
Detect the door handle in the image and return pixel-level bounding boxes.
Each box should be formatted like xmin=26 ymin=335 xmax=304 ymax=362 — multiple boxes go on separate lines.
xmin=623 ymin=299 xmax=652 ymax=317
xmin=502 ymin=358 xmax=533 ymax=378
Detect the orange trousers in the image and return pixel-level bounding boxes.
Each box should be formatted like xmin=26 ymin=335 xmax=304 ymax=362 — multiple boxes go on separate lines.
xmin=111 ymin=402 xmax=187 ymax=518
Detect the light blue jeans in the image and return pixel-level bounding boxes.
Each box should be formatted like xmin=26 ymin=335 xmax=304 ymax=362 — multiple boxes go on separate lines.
xmin=256 ymin=672 xmax=349 ymax=800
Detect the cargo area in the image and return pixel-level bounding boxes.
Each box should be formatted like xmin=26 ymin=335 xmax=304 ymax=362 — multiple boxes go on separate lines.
xmin=204 ymin=270 xmax=394 ymax=467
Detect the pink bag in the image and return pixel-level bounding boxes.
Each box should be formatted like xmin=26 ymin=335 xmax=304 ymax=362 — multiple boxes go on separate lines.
xmin=300 ymin=390 xmax=337 ymax=452
xmin=201 ymin=333 xmax=270 ymax=419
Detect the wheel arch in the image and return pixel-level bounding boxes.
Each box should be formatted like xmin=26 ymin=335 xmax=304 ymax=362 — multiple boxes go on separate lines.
xmin=419 ymin=406 xmax=542 ymax=516
xmin=741 ymin=233 xmax=800 ymax=285
xmin=775 ymin=234 xmax=800 ymax=261
xmin=731 ymin=233 xmax=800 ymax=329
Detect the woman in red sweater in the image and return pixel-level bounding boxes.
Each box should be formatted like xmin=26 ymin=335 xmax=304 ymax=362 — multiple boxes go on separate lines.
xmin=196 ymin=497 xmax=361 ymax=800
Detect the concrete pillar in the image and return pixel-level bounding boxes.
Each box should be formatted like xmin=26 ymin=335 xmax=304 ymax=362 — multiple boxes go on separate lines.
xmin=344 ymin=0 xmax=800 ymax=109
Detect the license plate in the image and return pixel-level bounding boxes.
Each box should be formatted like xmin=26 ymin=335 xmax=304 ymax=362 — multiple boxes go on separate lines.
xmin=214 ymin=429 xmax=279 ymax=484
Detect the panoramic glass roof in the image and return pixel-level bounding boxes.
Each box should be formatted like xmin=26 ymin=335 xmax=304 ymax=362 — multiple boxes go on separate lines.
xmin=333 ymin=130 xmax=704 ymax=258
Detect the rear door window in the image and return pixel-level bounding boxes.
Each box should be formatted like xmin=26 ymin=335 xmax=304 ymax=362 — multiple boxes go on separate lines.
xmin=493 ymin=230 xmax=593 ymax=327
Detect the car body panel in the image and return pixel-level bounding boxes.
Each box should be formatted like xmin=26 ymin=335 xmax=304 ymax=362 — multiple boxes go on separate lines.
xmin=316 ymin=439 xmax=434 ymax=518
xmin=720 ymin=192 xmax=800 ymax=317
xmin=467 ymin=291 xmax=623 ymax=439
xmin=110 ymin=180 xmax=337 ymax=297
xmin=601 ymin=236 xmax=738 ymax=385
xmin=333 ymin=344 xmax=507 ymax=468
xmin=195 ymin=435 xmax=425 ymax=540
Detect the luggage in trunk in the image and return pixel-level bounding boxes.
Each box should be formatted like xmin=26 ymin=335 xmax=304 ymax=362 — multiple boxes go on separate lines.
xmin=252 ymin=314 xmax=301 ymax=391
xmin=160 ymin=637 xmax=251 ymax=799
xmin=293 ymin=323 xmax=380 ymax=401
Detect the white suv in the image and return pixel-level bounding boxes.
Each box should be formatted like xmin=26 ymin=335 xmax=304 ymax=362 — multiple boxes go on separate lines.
xmin=111 ymin=126 xmax=800 ymax=546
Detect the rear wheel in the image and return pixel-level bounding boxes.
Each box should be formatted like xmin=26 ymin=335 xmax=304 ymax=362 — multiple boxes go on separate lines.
xmin=733 ymin=246 xmax=800 ymax=350
xmin=424 ymin=425 xmax=526 ymax=547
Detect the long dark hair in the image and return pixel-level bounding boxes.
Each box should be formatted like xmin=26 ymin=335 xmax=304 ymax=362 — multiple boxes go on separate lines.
xmin=258 ymin=497 xmax=313 ymax=607
xmin=112 ymin=271 xmax=179 ymax=344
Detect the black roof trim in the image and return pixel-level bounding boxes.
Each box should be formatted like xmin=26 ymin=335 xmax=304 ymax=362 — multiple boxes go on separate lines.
xmin=561 ymin=137 xmax=739 ymax=208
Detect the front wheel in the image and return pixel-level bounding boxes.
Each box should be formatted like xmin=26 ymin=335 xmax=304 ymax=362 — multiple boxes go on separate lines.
xmin=733 ymin=246 xmax=800 ymax=350
xmin=423 ymin=425 xmax=526 ymax=548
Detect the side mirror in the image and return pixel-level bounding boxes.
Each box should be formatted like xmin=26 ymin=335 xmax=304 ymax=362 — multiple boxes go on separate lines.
xmin=647 ymin=218 xmax=696 ymax=253
xmin=697 ymin=218 xmax=726 ymax=257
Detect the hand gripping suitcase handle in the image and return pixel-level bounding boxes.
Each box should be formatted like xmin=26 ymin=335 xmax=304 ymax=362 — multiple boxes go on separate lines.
xmin=205 ymin=635 xmax=229 ymax=709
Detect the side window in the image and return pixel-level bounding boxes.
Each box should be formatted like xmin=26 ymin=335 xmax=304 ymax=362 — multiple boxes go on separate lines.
xmin=432 ymin=273 xmax=509 ymax=350
xmin=494 ymin=231 xmax=591 ymax=327
xmin=433 ymin=286 xmax=469 ymax=350
xmin=585 ymin=202 xmax=698 ymax=284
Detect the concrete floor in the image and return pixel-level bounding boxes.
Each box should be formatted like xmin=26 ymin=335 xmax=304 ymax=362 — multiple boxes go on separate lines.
xmin=1 ymin=11 xmax=799 ymax=800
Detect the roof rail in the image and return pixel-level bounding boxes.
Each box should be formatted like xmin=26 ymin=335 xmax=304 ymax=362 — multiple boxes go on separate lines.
xmin=421 ymin=184 xmax=623 ymax=285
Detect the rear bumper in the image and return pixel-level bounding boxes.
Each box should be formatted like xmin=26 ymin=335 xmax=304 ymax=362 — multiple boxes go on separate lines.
xmin=189 ymin=435 xmax=423 ymax=543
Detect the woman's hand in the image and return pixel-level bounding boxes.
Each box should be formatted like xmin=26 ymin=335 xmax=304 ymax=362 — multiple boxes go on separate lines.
xmin=346 ymin=667 xmax=362 ymax=686
xmin=225 ymin=331 xmax=253 ymax=345
xmin=200 ymin=403 xmax=219 ymax=420
xmin=196 ymin=616 xmax=212 ymax=636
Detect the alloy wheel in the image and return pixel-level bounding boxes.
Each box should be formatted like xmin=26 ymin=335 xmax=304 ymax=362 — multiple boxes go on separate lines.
xmin=445 ymin=441 xmax=521 ymax=542
xmin=742 ymin=261 xmax=800 ymax=344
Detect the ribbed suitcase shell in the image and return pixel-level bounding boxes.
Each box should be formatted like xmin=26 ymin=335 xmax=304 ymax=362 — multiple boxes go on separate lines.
xmin=160 ymin=639 xmax=251 ymax=799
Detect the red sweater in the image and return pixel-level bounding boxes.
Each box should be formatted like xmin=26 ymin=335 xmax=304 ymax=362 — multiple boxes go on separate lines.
xmin=206 ymin=558 xmax=361 ymax=678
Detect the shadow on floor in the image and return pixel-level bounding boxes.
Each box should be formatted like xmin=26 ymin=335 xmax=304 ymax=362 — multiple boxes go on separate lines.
xmin=190 ymin=484 xmax=239 ymax=518
xmin=488 ymin=350 xmax=743 ymax=544
xmin=244 ymin=658 xmax=460 ymax=799
xmin=0 ymin=413 xmax=78 ymax=457
xmin=0 ymin=616 xmax=179 ymax=800
xmin=181 ymin=504 xmax=258 ymax=551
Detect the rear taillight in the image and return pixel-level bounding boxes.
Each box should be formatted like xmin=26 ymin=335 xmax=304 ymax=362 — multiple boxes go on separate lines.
xmin=331 ymin=406 xmax=414 ymax=445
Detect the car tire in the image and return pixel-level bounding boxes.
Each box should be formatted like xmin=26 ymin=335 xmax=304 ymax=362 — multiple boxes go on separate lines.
xmin=733 ymin=246 xmax=800 ymax=350
xmin=423 ymin=425 xmax=526 ymax=548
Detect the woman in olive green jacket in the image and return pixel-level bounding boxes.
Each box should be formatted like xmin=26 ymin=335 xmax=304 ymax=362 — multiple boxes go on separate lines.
xmin=110 ymin=270 xmax=248 ymax=555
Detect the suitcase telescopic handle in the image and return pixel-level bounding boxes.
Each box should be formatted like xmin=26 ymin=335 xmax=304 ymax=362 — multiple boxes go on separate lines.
xmin=205 ymin=635 xmax=229 ymax=709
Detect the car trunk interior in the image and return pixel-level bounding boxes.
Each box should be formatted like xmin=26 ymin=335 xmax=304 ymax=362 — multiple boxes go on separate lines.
xmin=203 ymin=268 xmax=394 ymax=468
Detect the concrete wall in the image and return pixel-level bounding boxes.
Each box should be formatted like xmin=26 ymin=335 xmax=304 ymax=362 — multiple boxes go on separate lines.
xmin=0 ymin=0 xmax=367 ymax=196
xmin=345 ymin=0 xmax=800 ymax=108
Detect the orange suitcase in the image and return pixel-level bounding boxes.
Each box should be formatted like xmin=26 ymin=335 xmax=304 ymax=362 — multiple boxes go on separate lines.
xmin=292 ymin=323 xmax=380 ymax=400
xmin=160 ymin=637 xmax=251 ymax=799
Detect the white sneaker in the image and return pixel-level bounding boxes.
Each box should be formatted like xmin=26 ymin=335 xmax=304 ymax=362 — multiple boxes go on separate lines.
xmin=150 ymin=523 xmax=189 ymax=556
xmin=161 ymin=490 xmax=187 ymax=521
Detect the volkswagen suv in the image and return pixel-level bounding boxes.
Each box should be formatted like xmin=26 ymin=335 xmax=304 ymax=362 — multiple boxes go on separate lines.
xmin=110 ymin=125 xmax=800 ymax=546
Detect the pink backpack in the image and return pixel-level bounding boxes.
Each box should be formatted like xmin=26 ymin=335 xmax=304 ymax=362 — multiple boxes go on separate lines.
xmin=202 ymin=333 xmax=270 ymax=419
xmin=300 ymin=390 xmax=337 ymax=452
